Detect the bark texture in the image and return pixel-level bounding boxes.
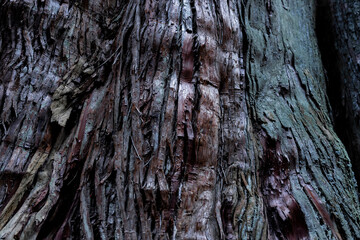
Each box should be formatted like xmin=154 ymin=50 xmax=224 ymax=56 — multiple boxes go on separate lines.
xmin=0 ymin=0 xmax=359 ymax=239
xmin=317 ymin=0 xmax=360 ymax=187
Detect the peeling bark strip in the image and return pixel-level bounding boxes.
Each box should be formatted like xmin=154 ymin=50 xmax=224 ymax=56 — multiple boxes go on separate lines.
xmin=261 ymin=137 xmax=309 ymax=240
xmin=1 ymin=0 xmax=360 ymax=239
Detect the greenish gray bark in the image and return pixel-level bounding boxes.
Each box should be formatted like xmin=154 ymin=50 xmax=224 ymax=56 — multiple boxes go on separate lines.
xmin=244 ymin=1 xmax=359 ymax=239
xmin=0 ymin=0 xmax=359 ymax=239
xmin=317 ymin=0 xmax=360 ymax=187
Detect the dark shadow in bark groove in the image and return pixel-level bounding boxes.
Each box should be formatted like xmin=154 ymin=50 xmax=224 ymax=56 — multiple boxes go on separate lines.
xmin=315 ymin=0 xmax=360 ymax=189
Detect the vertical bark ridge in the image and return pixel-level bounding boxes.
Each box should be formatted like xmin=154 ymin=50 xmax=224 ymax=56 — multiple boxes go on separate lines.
xmin=216 ymin=0 xmax=267 ymax=239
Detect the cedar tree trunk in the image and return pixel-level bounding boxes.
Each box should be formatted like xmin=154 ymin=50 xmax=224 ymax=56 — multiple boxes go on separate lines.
xmin=0 ymin=0 xmax=359 ymax=239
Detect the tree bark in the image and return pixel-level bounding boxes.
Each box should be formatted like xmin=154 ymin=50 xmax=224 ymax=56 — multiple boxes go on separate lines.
xmin=316 ymin=0 xmax=360 ymax=187
xmin=0 ymin=0 xmax=359 ymax=239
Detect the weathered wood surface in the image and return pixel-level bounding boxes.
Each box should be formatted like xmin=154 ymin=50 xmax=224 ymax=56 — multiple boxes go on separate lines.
xmin=0 ymin=0 xmax=359 ymax=239
xmin=317 ymin=0 xmax=360 ymax=188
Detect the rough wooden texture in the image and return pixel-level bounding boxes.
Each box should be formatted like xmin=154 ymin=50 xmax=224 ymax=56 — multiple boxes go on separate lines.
xmin=0 ymin=0 xmax=359 ymax=239
xmin=243 ymin=1 xmax=360 ymax=238
xmin=316 ymin=0 xmax=360 ymax=187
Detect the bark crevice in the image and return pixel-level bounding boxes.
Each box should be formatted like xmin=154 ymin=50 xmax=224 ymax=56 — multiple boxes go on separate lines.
xmin=315 ymin=0 xmax=360 ymax=190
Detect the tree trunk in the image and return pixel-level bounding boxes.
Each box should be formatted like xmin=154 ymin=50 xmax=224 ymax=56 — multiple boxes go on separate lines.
xmin=316 ymin=0 xmax=360 ymax=187
xmin=0 ymin=0 xmax=359 ymax=239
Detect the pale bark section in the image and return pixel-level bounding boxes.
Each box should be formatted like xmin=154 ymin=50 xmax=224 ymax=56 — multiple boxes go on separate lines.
xmin=0 ymin=0 xmax=359 ymax=239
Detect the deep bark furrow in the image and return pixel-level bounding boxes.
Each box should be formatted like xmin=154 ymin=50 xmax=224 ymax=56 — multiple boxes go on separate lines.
xmin=316 ymin=0 xmax=360 ymax=189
